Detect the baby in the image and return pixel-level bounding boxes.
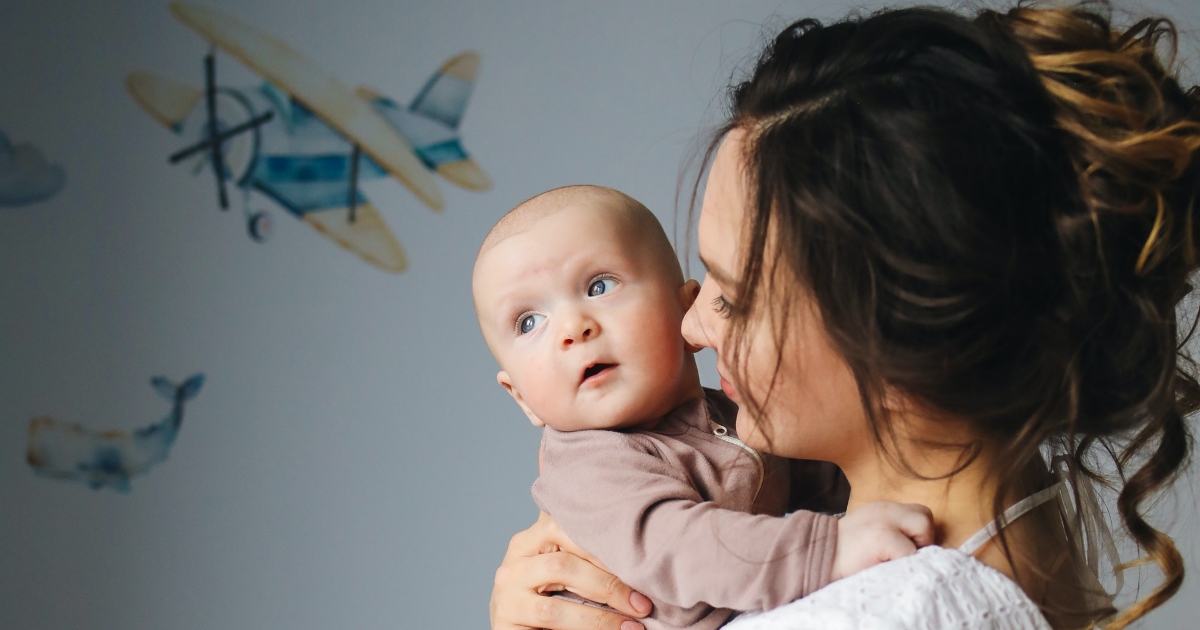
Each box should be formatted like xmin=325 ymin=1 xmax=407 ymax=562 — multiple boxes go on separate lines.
xmin=473 ymin=185 xmax=930 ymax=629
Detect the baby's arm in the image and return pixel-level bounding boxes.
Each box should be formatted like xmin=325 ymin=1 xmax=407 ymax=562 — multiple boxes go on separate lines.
xmin=535 ymin=428 xmax=829 ymax=611
xmin=534 ymin=429 xmax=933 ymax=613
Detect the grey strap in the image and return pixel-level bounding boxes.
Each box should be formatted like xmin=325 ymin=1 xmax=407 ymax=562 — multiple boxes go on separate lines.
xmin=958 ymin=483 xmax=1065 ymax=556
xmin=956 ymin=456 xmax=1124 ymax=609
xmin=1050 ymin=455 xmax=1124 ymax=598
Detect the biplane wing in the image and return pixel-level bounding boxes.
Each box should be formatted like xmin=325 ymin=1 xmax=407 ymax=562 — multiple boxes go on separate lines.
xmin=169 ymin=2 xmax=445 ymax=210
xmin=127 ymin=72 xmax=204 ymax=132
xmin=301 ymin=203 xmax=407 ymax=273
xmin=251 ymin=158 xmax=406 ymax=272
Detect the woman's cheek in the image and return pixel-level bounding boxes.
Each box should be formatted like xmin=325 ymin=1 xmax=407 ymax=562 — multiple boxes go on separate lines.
xmin=736 ymin=324 xmax=793 ymax=453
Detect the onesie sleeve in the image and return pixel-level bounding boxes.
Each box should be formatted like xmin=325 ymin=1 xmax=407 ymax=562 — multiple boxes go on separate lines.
xmin=533 ymin=428 xmax=838 ymax=612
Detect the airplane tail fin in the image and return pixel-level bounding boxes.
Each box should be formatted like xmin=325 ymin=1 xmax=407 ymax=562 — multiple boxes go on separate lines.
xmin=357 ymin=85 xmax=492 ymax=191
xmin=409 ymin=51 xmax=479 ymax=130
xmin=151 ymin=374 xmax=206 ymax=402
xmin=357 ymin=51 xmax=491 ymax=194
xmin=415 ymin=52 xmax=490 ymax=190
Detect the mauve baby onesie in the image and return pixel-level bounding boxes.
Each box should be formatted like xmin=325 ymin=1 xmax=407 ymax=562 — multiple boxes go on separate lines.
xmin=533 ymin=389 xmax=838 ymax=630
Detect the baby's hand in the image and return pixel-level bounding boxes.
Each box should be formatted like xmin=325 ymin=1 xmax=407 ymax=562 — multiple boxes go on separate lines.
xmin=831 ymin=501 xmax=935 ymax=581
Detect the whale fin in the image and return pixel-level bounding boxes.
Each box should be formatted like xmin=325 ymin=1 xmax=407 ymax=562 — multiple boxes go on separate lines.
xmin=151 ymin=374 xmax=206 ymax=401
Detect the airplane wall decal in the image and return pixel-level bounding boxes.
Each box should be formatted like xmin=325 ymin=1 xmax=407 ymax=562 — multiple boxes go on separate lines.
xmin=127 ymin=3 xmax=491 ymax=273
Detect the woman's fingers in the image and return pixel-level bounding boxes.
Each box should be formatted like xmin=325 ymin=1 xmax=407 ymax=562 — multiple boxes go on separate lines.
xmin=492 ymin=553 xmax=649 ymax=630
xmin=545 ymin=522 xmax=613 ymax=575
xmin=504 ymin=512 xmax=567 ymax=560
xmin=491 ymin=514 xmax=652 ymax=630
xmin=499 ymin=508 xmax=588 ymax=556
xmin=508 ymin=512 xmax=618 ymax=583
xmin=493 ymin=590 xmax=645 ymax=630
xmin=529 ymin=552 xmax=650 ymax=618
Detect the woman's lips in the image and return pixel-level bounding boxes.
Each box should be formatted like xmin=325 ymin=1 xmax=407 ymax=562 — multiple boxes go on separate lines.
xmin=719 ymin=375 xmax=739 ymax=401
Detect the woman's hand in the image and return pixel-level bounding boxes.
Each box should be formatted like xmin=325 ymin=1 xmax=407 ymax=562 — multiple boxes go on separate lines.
xmin=491 ymin=511 xmax=653 ymax=630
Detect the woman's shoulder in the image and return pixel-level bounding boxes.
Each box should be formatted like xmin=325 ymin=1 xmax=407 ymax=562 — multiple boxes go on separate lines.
xmin=724 ymin=546 xmax=1051 ymax=630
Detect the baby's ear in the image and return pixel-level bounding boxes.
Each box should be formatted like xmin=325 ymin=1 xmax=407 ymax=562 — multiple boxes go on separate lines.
xmin=497 ymin=371 xmax=546 ymax=428
xmin=678 ymin=279 xmax=701 ymax=310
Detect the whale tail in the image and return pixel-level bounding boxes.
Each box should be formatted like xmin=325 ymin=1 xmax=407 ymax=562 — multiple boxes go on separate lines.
xmin=151 ymin=373 xmax=205 ymax=401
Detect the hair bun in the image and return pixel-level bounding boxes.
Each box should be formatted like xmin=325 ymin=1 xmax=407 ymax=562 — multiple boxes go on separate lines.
xmin=982 ymin=5 xmax=1200 ymax=627
xmin=991 ymin=4 xmax=1200 ymax=283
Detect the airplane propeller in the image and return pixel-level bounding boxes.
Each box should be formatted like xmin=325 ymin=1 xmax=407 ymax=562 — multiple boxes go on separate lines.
xmin=166 ymin=47 xmax=273 ymax=210
xmin=348 ymin=144 xmax=361 ymax=224
xmin=166 ymin=47 xmax=362 ymax=228
xmin=205 ymin=51 xmax=227 ymax=208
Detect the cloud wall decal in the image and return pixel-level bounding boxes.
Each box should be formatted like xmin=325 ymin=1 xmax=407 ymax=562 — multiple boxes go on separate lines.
xmin=0 ymin=130 xmax=66 ymax=207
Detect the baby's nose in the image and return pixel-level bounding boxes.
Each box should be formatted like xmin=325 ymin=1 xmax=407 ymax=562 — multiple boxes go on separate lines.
xmin=561 ymin=317 xmax=599 ymax=347
xmin=562 ymin=326 xmax=591 ymax=346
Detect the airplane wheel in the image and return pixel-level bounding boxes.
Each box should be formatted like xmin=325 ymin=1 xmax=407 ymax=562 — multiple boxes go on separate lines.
xmin=248 ymin=212 xmax=272 ymax=242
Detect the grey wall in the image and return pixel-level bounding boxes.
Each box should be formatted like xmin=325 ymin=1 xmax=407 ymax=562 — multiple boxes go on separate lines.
xmin=1 ymin=0 xmax=1196 ymax=628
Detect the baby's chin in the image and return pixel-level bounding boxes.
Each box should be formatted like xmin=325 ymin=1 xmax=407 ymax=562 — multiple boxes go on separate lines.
xmin=555 ymin=394 xmax=678 ymax=432
xmin=556 ymin=411 xmax=661 ymax=432
xmin=536 ymin=375 xmax=702 ymax=431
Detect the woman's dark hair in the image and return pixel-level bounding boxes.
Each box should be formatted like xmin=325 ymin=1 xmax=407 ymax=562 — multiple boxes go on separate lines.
xmin=695 ymin=1 xmax=1199 ymax=627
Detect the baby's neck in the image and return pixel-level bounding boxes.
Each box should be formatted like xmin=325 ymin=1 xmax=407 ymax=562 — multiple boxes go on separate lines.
xmin=623 ymin=372 xmax=706 ymax=431
xmin=666 ymin=357 xmax=706 ymax=412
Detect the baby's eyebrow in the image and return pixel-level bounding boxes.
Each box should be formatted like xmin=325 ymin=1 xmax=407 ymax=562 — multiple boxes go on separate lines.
xmin=491 ymin=288 xmax=537 ymax=322
xmin=492 ymin=298 xmax=525 ymax=324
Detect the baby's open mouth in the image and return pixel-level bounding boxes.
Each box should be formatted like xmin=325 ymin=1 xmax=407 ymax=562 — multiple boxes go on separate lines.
xmin=581 ymin=363 xmax=617 ymax=383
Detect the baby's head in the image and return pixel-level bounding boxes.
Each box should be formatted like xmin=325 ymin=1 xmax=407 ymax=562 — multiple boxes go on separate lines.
xmin=473 ymin=185 xmax=702 ymax=432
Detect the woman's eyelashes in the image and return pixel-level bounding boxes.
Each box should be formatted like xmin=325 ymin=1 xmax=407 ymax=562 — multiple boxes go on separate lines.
xmin=588 ymin=275 xmax=619 ymax=297
xmin=516 ymin=313 xmax=545 ymax=335
xmin=712 ymin=294 xmax=734 ymax=318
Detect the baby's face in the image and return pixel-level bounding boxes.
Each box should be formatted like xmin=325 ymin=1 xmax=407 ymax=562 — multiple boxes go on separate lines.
xmin=475 ymin=203 xmax=697 ymax=431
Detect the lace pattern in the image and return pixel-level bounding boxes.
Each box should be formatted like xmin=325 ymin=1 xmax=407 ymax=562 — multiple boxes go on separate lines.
xmin=724 ymin=546 xmax=1052 ymax=630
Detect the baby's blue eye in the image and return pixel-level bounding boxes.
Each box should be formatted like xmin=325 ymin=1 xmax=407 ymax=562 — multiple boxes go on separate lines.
xmin=518 ymin=313 xmax=545 ymax=335
xmin=588 ymin=277 xmax=618 ymax=297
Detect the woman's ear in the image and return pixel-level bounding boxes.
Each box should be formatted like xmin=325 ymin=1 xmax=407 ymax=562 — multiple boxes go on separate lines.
xmin=678 ymin=279 xmax=701 ymax=310
xmin=497 ymin=371 xmax=546 ymax=427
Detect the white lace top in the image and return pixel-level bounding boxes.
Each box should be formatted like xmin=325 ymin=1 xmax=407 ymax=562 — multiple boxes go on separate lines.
xmin=725 ymin=485 xmax=1065 ymax=630
xmin=723 ymin=546 xmax=1051 ymax=630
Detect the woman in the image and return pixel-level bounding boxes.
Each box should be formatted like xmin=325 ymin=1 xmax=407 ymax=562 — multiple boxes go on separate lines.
xmin=490 ymin=3 xmax=1198 ymax=629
